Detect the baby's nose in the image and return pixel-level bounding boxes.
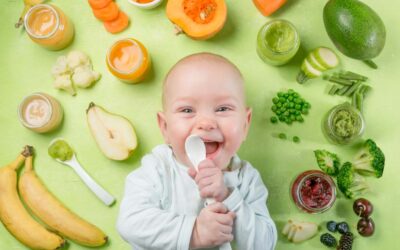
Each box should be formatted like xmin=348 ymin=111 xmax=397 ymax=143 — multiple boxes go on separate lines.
xmin=196 ymin=116 xmax=217 ymax=131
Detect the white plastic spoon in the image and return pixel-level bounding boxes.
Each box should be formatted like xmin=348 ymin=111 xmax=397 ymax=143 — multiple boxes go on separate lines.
xmin=50 ymin=140 xmax=115 ymax=206
xmin=185 ymin=134 xmax=232 ymax=250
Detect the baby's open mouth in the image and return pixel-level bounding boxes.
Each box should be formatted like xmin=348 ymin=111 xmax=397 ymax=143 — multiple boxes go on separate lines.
xmin=204 ymin=141 xmax=220 ymax=155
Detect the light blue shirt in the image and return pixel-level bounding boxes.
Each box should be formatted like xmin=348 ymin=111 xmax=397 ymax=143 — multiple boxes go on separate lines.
xmin=117 ymin=144 xmax=277 ymax=250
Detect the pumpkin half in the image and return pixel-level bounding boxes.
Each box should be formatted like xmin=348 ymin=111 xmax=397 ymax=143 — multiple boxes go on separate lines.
xmin=166 ymin=0 xmax=227 ymax=40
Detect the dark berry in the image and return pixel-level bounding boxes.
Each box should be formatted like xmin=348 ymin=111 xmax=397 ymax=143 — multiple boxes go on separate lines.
xmin=326 ymin=220 xmax=337 ymax=232
xmin=336 ymin=222 xmax=350 ymax=234
xmin=320 ymin=233 xmax=337 ymax=247
xmin=337 ymin=232 xmax=353 ymax=250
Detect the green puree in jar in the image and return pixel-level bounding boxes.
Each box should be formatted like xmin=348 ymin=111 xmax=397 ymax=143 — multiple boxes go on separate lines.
xmin=324 ymin=103 xmax=365 ymax=144
xmin=332 ymin=109 xmax=361 ymax=138
xmin=257 ymin=19 xmax=300 ymax=66
xmin=265 ymin=22 xmax=296 ymax=53
xmin=48 ymin=139 xmax=74 ymax=161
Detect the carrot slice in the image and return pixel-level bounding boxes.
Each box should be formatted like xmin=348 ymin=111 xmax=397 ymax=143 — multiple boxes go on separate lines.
xmin=88 ymin=0 xmax=112 ymax=9
xmin=104 ymin=11 xmax=129 ymax=34
xmin=92 ymin=1 xmax=120 ymax=22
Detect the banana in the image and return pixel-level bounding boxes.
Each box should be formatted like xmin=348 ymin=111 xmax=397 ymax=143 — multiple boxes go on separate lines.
xmin=15 ymin=0 xmax=45 ymax=28
xmin=0 ymin=146 xmax=65 ymax=250
xmin=19 ymin=147 xmax=108 ymax=247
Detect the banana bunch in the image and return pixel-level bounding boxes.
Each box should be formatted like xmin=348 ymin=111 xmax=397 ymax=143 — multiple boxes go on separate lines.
xmin=0 ymin=146 xmax=108 ymax=249
xmin=15 ymin=0 xmax=45 ymax=28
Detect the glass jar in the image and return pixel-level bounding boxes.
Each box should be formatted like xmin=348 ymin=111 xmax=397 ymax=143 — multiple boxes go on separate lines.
xmin=323 ymin=102 xmax=365 ymax=145
xmin=106 ymin=38 xmax=151 ymax=84
xmin=257 ymin=19 xmax=300 ymax=66
xmin=24 ymin=4 xmax=74 ymax=50
xmin=18 ymin=93 xmax=64 ymax=133
xmin=291 ymin=170 xmax=336 ymax=214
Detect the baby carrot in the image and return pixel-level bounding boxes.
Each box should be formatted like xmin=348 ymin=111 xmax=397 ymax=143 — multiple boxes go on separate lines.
xmin=253 ymin=0 xmax=287 ymax=16
xmin=92 ymin=1 xmax=119 ymax=22
xmin=88 ymin=0 xmax=112 ymax=9
xmin=104 ymin=11 xmax=129 ymax=34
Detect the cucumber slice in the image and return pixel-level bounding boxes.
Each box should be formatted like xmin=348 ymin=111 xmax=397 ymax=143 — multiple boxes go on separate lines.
xmin=313 ymin=47 xmax=339 ymax=69
xmin=307 ymin=53 xmax=327 ymax=72
xmin=301 ymin=58 xmax=323 ymax=78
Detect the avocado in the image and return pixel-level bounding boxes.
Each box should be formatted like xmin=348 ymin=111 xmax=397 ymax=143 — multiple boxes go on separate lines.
xmin=323 ymin=0 xmax=386 ymax=60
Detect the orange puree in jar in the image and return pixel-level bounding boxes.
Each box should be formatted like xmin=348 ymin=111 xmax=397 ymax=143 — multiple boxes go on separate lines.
xmin=136 ymin=0 xmax=154 ymax=3
xmin=24 ymin=4 xmax=74 ymax=50
xmin=106 ymin=38 xmax=151 ymax=84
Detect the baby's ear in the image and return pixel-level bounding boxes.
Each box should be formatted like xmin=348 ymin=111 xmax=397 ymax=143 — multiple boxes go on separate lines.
xmin=243 ymin=107 xmax=253 ymax=138
xmin=157 ymin=112 xmax=169 ymax=143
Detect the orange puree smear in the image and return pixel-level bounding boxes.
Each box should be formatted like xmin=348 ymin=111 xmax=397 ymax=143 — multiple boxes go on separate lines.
xmin=28 ymin=8 xmax=57 ymax=36
xmin=110 ymin=41 xmax=143 ymax=72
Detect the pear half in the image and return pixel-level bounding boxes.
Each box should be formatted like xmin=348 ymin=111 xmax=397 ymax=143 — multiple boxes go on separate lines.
xmin=86 ymin=102 xmax=138 ymax=161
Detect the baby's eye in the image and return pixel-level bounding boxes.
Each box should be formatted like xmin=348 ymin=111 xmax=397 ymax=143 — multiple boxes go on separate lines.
xmin=216 ymin=106 xmax=231 ymax=112
xmin=180 ymin=108 xmax=193 ymax=113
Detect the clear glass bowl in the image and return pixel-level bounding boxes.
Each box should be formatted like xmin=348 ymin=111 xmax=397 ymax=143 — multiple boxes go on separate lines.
xmin=291 ymin=170 xmax=336 ymax=214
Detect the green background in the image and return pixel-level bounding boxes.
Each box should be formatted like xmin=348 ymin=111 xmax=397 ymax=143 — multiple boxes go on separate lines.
xmin=1 ymin=0 xmax=399 ymax=249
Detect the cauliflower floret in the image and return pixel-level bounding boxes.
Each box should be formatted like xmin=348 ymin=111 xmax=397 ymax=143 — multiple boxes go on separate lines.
xmin=51 ymin=56 xmax=70 ymax=77
xmin=67 ymin=50 xmax=90 ymax=70
xmin=54 ymin=74 xmax=76 ymax=96
xmin=72 ymin=66 xmax=101 ymax=88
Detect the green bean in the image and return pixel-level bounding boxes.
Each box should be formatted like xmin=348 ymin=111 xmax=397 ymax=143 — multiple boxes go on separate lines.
xmin=337 ymin=85 xmax=350 ymax=96
xmin=328 ymin=76 xmax=353 ymax=86
xmin=329 ymin=85 xmax=340 ymax=95
xmin=344 ymin=81 xmax=362 ymax=96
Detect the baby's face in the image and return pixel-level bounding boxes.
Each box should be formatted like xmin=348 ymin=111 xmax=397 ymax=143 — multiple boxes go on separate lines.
xmin=158 ymin=59 xmax=252 ymax=169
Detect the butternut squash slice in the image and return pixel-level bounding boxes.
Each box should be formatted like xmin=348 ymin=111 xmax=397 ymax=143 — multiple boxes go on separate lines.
xmin=166 ymin=0 xmax=227 ymax=40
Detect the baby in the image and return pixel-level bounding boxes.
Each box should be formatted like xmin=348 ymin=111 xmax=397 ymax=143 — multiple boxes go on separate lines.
xmin=117 ymin=53 xmax=277 ymax=250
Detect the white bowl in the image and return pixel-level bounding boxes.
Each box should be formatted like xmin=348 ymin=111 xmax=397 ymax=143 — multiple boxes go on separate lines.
xmin=127 ymin=0 xmax=164 ymax=9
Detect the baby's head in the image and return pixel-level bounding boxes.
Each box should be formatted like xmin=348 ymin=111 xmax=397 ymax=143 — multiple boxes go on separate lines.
xmin=158 ymin=53 xmax=252 ymax=169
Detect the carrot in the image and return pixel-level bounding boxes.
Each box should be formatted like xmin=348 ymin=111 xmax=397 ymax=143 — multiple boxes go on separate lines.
xmin=92 ymin=1 xmax=120 ymax=22
xmin=104 ymin=11 xmax=129 ymax=34
xmin=253 ymin=0 xmax=287 ymax=16
xmin=88 ymin=0 xmax=112 ymax=9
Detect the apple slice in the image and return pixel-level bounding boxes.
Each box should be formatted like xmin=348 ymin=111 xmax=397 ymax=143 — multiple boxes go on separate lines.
xmin=86 ymin=102 xmax=138 ymax=160
xmin=291 ymin=222 xmax=318 ymax=243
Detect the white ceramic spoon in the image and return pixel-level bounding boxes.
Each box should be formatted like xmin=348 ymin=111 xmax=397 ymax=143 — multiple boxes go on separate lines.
xmin=50 ymin=140 xmax=115 ymax=206
xmin=185 ymin=134 xmax=232 ymax=250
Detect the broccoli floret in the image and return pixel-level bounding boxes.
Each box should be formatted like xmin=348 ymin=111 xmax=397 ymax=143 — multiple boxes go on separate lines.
xmin=337 ymin=162 xmax=369 ymax=199
xmin=353 ymin=139 xmax=385 ymax=178
xmin=314 ymin=149 xmax=341 ymax=176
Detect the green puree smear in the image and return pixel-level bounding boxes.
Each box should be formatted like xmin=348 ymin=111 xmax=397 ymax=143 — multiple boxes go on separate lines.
xmin=48 ymin=139 xmax=74 ymax=161
xmin=265 ymin=21 xmax=296 ymax=53
xmin=332 ymin=109 xmax=361 ymax=138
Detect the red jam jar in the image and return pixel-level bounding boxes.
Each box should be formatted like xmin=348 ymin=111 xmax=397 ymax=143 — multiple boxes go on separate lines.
xmin=291 ymin=170 xmax=336 ymax=213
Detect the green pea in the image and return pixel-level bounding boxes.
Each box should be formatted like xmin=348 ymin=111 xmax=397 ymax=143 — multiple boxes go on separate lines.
xmin=293 ymin=136 xmax=300 ymax=143
xmin=295 ymin=104 xmax=302 ymax=110
xmin=270 ymin=116 xmax=278 ymax=124
xmin=289 ymin=102 xmax=295 ymax=108
xmin=278 ymin=133 xmax=287 ymax=139
xmin=272 ymin=97 xmax=279 ymax=104
xmin=301 ymin=109 xmax=308 ymax=115
xmin=276 ymin=103 xmax=282 ymax=108
xmin=277 ymin=92 xmax=284 ymax=97
xmin=271 ymin=105 xmax=277 ymax=111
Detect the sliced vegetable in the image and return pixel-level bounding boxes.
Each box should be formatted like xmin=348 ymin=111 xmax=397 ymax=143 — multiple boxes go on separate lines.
xmin=337 ymin=85 xmax=350 ymax=96
xmin=307 ymin=53 xmax=327 ymax=72
xmin=253 ymin=0 xmax=287 ymax=16
xmin=328 ymin=76 xmax=353 ymax=86
xmin=313 ymin=47 xmax=339 ymax=69
xmin=104 ymin=11 xmax=129 ymax=34
xmin=344 ymin=81 xmax=362 ymax=96
xmin=314 ymin=149 xmax=340 ymax=176
xmin=92 ymin=1 xmax=119 ymax=22
xmin=88 ymin=0 xmax=112 ymax=9
xmin=297 ymin=47 xmax=339 ymax=84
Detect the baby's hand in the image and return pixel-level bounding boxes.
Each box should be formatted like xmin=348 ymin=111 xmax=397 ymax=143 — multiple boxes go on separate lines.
xmin=188 ymin=159 xmax=230 ymax=202
xmin=190 ymin=202 xmax=235 ymax=249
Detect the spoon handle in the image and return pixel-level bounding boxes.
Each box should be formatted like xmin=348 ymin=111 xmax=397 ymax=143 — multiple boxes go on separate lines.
xmin=205 ymin=199 xmax=232 ymax=250
xmin=69 ymin=159 xmax=115 ymax=206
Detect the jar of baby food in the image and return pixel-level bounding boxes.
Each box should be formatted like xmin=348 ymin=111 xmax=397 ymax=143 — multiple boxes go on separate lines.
xmin=24 ymin=4 xmax=74 ymax=50
xmin=18 ymin=93 xmax=64 ymax=133
xmin=323 ymin=102 xmax=365 ymax=145
xmin=257 ymin=19 xmax=300 ymax=66
xmin=291 ymin=170 xmax=336 ymax=214
xmin=106 ymin=38 xmax=151 ymax=84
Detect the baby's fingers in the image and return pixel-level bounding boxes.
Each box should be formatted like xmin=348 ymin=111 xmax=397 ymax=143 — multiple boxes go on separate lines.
xmin=187 ymin=167 xmax=197 ymax=179
xmin=216 ymin=213 xmax=235 ymax=226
